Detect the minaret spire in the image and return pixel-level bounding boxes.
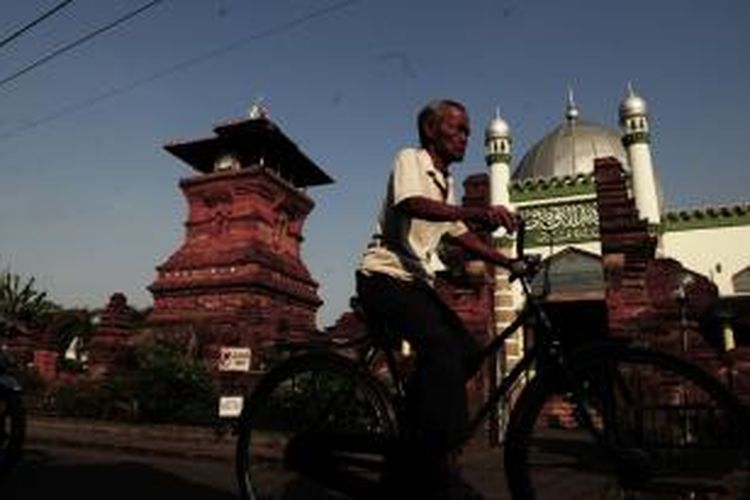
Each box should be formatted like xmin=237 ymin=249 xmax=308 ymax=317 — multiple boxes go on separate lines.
xmin=627 ymin=81 xmax=635 ymax=98
xmin=566 ymin=87 xmax=580 ymax=174
xmin=565 ymin=86 xmax=580 ymax=123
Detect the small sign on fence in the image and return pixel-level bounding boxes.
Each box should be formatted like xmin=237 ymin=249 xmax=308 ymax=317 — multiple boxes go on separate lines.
xmin=218 ymin=395 xmax=244 ymax=418
xmin=218 ymin=347 xmax=252 ymax=372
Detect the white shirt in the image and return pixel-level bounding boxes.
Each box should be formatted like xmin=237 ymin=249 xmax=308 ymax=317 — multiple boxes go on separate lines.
xmin=359 ymin=148 xmax=469 ymax=285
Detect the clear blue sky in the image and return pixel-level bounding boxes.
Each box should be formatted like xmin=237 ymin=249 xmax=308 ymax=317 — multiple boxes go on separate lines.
xmin=1 ymin=0 xmax=748 ymax=327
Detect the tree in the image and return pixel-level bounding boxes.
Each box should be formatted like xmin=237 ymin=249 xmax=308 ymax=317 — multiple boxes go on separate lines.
xmin=0 ymin=268 xmax=58 ymax=338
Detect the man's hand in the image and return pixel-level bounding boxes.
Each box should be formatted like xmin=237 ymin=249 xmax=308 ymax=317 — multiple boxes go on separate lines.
xmin=508 ymin=255 xmax=542 ymax=281
xmin=463 ymin=205 xmax=517 ymax=233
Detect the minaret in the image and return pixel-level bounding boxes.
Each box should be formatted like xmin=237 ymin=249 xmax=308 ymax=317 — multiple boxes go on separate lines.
xmin=619 ymin=84 xmax=660 ymax=225
xmin=485 ymin=108 xmax=513 ymax=233
xmin=485 ymin=109 xmax=519 ymax=442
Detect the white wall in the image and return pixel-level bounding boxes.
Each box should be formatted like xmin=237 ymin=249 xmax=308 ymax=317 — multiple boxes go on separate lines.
xmin=526 ymin=240 xmax=601 ymax=260
xmin=663 ymin=225 xmax=750 ymax=296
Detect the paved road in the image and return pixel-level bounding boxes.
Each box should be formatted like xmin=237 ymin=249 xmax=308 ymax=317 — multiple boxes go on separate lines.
xmin=11 ymin=416 xmax=512 ymax=499
xmin=7 ymin=417 xmax=748 ymax=499
xmin=1 ymin=443 xmax=238 ymax=500
xmin=1 ymin=440 xmax=510 ymax=500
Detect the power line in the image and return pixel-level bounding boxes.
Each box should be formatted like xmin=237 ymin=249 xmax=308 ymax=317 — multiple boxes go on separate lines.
xmin=0 ymin=0 xmax=358 ymax=143
xmin=0 ymin=0 xmax=75 ymax=51
xmin=0 ymin=0 xmax=165 ymax=90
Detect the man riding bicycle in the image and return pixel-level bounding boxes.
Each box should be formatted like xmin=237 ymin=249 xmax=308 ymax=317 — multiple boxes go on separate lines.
xmin=356 ymin=99 xmax=521 ymax=499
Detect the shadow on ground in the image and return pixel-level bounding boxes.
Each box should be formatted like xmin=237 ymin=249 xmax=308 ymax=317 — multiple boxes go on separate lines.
xmin=0 ymin=449 xmax=237 ymax=500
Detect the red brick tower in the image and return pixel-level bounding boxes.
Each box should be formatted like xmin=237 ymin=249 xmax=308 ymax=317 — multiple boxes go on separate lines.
xmin=88 ymin=292 xmax=138 ymax=378
xmin=147 ymin=109 xmax=333 ymax=368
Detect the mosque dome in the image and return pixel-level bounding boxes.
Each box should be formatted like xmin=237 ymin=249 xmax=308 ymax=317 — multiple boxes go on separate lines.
xmin=512 ymin=92 xmax=627 ymax=180
xmin=512 ymin=119 xmax=628 ymax=180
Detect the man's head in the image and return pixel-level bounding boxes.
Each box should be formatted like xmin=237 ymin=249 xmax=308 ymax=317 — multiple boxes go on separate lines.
xmin=417 ymin=99 xmax=470 ymax=169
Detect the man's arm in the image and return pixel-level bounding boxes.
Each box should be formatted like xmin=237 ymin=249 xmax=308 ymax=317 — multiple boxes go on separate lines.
xmin=450 ymin=231 xmax=513 ymax=267
xmin=398 ymin=196 xmax=464 ymax=222
xmin=398 ymin=196 xmax=517 ymax=231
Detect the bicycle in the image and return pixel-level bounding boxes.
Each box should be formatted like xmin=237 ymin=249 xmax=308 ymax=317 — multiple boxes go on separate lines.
xmin=236 ymin=220 xmax=750 ymax=499
xmin=0 ymin=345 xmax=25 ymax=479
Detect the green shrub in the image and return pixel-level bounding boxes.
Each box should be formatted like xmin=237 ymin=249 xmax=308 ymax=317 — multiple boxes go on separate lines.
xmin=129 ymin=339 xmax=217 ymax=425
xmin=46 ymin=338 xmax=217 ymax=425
xmin=48 ymin=381 xmax=107 ymax=418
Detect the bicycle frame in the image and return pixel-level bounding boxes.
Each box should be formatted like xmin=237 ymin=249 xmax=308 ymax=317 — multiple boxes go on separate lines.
xmin=352 ymin=218 xmax=607 ymax=447
xmin=462 ymin=274 xmax=610 ymax=447
xmin=343 ymin=219 xmax=565 ymax=441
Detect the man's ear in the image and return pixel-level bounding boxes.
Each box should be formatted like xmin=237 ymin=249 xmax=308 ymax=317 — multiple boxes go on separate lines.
xmin=422 ymin=119 xmax=438 ymax=144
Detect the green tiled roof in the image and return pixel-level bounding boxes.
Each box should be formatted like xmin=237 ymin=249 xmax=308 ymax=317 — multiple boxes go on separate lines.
xmin=510 ymin=172 xmax=597 ymax=202
xmin=664 ymin=203 xmax=750 ymax=232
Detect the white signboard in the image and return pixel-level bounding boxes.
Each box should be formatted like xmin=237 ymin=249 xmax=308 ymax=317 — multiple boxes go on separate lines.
xmin=218 ymin=396 xmax=244 ymax=418
xmin=219 ymin=347 xmax=252 ymax=372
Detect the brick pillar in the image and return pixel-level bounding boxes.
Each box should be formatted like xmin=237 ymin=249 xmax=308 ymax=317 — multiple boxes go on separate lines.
xmin=490 ymin=237 xmax=521 ymax=444
xmin=593 ymin=157 xmax=657 ymax=340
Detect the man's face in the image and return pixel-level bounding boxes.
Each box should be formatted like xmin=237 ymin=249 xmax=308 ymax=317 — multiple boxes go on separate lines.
xmin=426 ymin=105 xmax=471 ymax=166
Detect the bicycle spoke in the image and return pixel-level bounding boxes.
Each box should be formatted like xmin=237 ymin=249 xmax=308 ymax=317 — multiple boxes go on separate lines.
xmin=236 ymin=354 xmax=396 ymax=500
xmin=506 ymin=344 xmax=750 ymax=500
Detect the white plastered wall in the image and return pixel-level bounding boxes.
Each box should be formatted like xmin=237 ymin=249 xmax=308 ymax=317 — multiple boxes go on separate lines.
xmin=662 ymin=225 xmax=750 ymax=296
xmin=526 ymin=240 xmax=601 ymax=261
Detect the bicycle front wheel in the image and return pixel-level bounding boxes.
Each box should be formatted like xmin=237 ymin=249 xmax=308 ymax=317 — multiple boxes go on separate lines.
xmin=0 ymin=386 xmax=25 ymax=477
xmin=235 ymin=352 xmax=397 ymax=500
xmin=505 ymin=341 xmax=750 ymax=500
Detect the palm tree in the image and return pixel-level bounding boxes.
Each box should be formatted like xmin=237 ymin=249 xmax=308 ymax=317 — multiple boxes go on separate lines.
xmin=0 ymin=268 xmax=58 ymax=338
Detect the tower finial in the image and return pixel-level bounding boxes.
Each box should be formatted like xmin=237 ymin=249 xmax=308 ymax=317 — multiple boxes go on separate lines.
xmin=565 ymin=86 xmax=579 ymax=123
xmin=619 ymin=83 xmax=648 ymax=122
xmin=248 ymin=96 xmax=269 ymax=120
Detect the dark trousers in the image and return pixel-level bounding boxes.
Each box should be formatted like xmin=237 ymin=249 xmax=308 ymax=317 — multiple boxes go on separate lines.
xmin=355 ymin=271 xmax=481 ymax=455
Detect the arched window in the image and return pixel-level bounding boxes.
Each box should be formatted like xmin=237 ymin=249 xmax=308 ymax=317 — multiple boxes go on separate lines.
xmin=531 ymin=247 xmax=604 ymax=299
xmin=732 ymin=266 xmax=750 ymax=294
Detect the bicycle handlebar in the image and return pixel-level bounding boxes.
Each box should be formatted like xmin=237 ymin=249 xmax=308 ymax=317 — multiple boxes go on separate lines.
xmin=507 ymin=217 xmax=544 ymax=285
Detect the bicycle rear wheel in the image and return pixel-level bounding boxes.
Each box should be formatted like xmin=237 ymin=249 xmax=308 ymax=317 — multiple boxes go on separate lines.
xmin=0 ymin=386 xmax=25 ymax=477
xmin=505 ymin=341 xmax=750 ymax=500
xmin=235 ymin=352 xmax=397 ymax=500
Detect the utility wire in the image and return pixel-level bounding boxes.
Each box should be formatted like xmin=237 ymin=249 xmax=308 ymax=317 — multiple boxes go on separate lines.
xmin=0 ymin=0 xmax=165 ymax=90
xmin=0 ymin=0 xmax=358 ymax=143
xmin=0 ymin=0 xmax=75 ymax=51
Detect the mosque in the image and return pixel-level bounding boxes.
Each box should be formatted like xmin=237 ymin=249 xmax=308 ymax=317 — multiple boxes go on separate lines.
xmin=480 ymin=86 xmax=750 ymax=402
